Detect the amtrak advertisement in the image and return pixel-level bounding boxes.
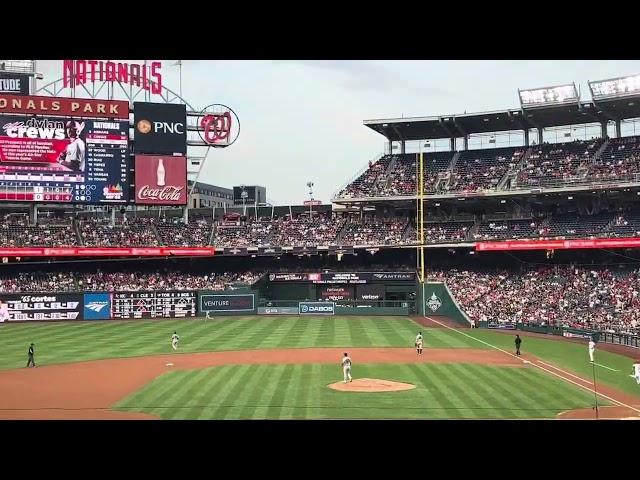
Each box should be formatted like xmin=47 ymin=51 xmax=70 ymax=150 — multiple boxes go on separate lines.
xmin=83 ymin=293 xmax=112 ymax=320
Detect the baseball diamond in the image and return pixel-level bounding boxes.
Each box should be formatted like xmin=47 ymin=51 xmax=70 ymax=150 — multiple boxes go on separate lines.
xmin=0 ymin=316 xmax=638 ymax=419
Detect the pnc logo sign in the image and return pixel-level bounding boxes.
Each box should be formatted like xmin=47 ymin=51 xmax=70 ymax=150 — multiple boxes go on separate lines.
xmin=136 ymin=119 xmax=185 ymax=135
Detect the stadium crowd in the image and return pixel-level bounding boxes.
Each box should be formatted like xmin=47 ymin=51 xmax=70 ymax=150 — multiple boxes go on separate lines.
xmin=3 ymin=210 xmax=640 ymax=248
xmin=334 ymin=136 xmax=640 ymax=198
xmin=430 ymin=267 xmax=640 ymax=335
xmin=0 ymin=270 xmax=262 ymax=293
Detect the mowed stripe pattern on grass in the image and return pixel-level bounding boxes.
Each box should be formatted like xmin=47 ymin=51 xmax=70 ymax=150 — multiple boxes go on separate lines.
xmin=0 ymin=317 xmax=481 ymax=370
xmin=115 ymin=363 xmax=602 ymax=420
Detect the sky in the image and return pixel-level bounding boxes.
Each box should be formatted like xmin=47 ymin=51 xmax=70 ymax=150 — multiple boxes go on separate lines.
xmin=33 ymin=60 xmax=640 ymax=205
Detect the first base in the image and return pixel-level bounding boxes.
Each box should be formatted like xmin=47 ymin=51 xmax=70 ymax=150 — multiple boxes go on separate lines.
xmin=166 ymin=363 xmax=174 ymax=367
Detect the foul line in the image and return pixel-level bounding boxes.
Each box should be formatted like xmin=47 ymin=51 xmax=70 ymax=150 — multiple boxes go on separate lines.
xmin=425 ymin=316 xmax=640 ymax=415
xmin=594 ymin=363 xmax=619 ymax=372
xmin=538 ymin=361 xmax=593 ymax=385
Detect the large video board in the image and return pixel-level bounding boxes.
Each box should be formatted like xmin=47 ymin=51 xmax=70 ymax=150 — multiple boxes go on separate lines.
xmin=0 ymin=116 xmax=129 ymax=203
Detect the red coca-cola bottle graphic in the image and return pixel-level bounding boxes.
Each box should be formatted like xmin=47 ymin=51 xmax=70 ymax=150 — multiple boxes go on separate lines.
xmin=157 ymin=158 xmax=166 ymax=186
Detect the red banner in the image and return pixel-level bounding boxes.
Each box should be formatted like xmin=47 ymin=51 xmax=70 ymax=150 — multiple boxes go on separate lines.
xmin=475 ymin=237 xmax=640 ymax=252
xmin=135 ymin=155 xmax=187 ymax=205
xmin=0 ymin=94 xmax=129 ymax=119
xmin=0 ymin=247 xmax=214 ymax=258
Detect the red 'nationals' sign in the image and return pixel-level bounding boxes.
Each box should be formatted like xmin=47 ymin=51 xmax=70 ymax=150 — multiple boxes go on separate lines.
xmin=134 ymin=155 xmax=187 ymax=205
xmin=63 ymin=60 xmax=163 ymax=95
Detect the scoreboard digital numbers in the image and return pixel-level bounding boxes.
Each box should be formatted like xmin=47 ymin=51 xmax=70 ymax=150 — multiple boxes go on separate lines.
xmin=112 ymin=291 xmax=197 ymax=319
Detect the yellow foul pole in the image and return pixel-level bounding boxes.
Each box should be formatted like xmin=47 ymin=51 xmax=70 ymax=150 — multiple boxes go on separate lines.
xmin=419 ymin=152 xmax=425 ymax=283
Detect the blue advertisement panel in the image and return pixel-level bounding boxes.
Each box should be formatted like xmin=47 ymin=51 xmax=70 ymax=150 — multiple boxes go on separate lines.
xmin=299 ymin=301 xmax=335 ymax=315
xmin=83 ymin=293 xmax=112 ymax=320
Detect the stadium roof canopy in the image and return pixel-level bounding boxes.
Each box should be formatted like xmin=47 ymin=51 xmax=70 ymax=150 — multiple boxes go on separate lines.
xmin=364 ymin=96 xmax=640 ymax=142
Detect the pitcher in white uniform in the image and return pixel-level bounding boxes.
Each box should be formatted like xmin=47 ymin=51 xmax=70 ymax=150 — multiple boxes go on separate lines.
xmin=588 ymin=339 xmax=596 ymax=363
xmin=171 ymin=331 xmax=180 ymax=350
xmin=415 ymin=332 xmax=424 ymax=355
xmin=342 ymin=353 xmax=353 ymax=383
xmin=632 ymin=361 xmax=640 ymax=385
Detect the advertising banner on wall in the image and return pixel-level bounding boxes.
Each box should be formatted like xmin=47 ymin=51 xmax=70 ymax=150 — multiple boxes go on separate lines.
xmin=356 ymin=284 xmax=386 ymax=301
xmin=83 ymin=293 xmax=112 ymax=320
xmin=257 ymin=306 xmax=299 ymax=315
xmin=0 ymin=293 xmax=83 ymax=321
xmin=268 ymin=272 xmax=414 ymax=284
xmin=298 ymin=301 xmax=335 ymax=315
xmin=0 ymin=94 xmax=129 ymax=119
xmin=0 ymin=72 xmax=30 ymax=95
xmin=318 ymin=285 xmax=354 ymax=301
xmin=111 ymin=291 xmax=197 ymax=319
xmin=134 ymin=102 xmax=187 ymax=155
xmin=0 ymin=116 xmax=129 ymax=203
xmin=134 ymin=155 xmax=187 ymax=205
xmin=487 ymin=322 xmax=517 ymax=330
xmin=200 ymin=294 xmax=255 ymax=313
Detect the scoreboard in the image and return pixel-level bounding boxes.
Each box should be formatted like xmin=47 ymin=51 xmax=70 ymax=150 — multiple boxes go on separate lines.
xmin=0 ymin=116 xmax=129 ymax=203
xmin=112 ymin=291 xmax=197 ymax=319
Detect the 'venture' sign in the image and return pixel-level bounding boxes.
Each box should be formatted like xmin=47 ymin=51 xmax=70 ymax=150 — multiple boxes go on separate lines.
xmin=62 ymin=60 xmax=163 ymax=94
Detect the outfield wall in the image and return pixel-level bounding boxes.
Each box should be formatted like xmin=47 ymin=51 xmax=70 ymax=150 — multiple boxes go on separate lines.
xmin=417 ymin=282 xmax=470 ymax=326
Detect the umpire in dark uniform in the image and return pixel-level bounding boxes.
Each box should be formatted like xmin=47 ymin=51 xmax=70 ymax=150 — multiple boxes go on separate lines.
xmin=514 ymin=335 xmax=522 ymax=356
xmin=26 ymin=343 xmax=36 ymax=368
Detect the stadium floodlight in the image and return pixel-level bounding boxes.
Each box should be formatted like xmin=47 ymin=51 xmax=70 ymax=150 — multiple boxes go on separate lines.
xmin=518 ymin=83 xmax=579 ymax=108
xmin=589 ymin=74 xmax=640 ymax=101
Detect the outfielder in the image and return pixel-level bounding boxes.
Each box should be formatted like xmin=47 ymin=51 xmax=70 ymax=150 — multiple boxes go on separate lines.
xmin=342 ymin=352 xmax=353 ymax=383
xmin=171 ymin=331 xmax=180 ymax=350
xmin=632 ymin=361 xmax=640 ymax=385
xmin=588 ymin=338 xmax=596 ymax=363
xmin=415 ymin=332 xmax=424 ymax=355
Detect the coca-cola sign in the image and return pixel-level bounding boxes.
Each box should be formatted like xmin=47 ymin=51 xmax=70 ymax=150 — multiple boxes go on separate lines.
xmin=134 ymin=155 xmax=187 ymax=205
xmin=137 ymin=185 xmax=184 ymax=202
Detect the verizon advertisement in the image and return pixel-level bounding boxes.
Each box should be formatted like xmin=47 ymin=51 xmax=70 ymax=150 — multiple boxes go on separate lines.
xmin=135 ymin=155 xmax=187 ymax=205
xmin=356 ymin=284 xmax=386 ymax=301
xmin=134 ymin=102 xmax=187 ymax=155
xmin=318 ymin=285 xmax=354 ymax=301
xmin=0 ymin=94 xmax=129 ymax=119
xmin=0 ymin=116 xmax=129 ymax=203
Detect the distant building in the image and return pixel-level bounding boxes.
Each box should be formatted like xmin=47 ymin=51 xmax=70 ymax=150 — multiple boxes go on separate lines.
xmin=188 ymin=181 xmax=233 ymax=209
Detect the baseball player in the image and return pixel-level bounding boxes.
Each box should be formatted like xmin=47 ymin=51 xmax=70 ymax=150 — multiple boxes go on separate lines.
xmin=588 ymin=338 xmax=596 ymax=363
xmin=171 ymin=331 xmax=180 ymax=350
xmin=415 ymin=332 xmax=424 ymax=355
xmin=26 ymin=343 xmax=36 ymax=368
xmin=632 ymin=361 xmax=640 ymax=385
xmin=341 ymin=353 xmax=353 ymax=383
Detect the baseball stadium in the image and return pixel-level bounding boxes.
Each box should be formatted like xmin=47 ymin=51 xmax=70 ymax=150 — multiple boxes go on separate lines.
xmin=0 ymin=60 xmax=639 ymax=420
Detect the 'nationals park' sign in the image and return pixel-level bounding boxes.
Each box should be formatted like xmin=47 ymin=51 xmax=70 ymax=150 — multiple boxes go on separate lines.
xmin=0 ymin=94 xmax=129 ymax=119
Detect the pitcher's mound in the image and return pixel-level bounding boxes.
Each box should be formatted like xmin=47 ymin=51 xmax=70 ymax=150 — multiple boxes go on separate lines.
xmin=328 ymin=378 xmax=415 ymax=392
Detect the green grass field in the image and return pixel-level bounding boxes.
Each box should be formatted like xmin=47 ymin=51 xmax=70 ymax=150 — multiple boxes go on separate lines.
xmin=114 ymin=363 xmax=601 ymax=419
xmin=0 ymin=316 xmax=484 ymax=369
xmin=2 ymin=316 xmax=639 ymax=419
